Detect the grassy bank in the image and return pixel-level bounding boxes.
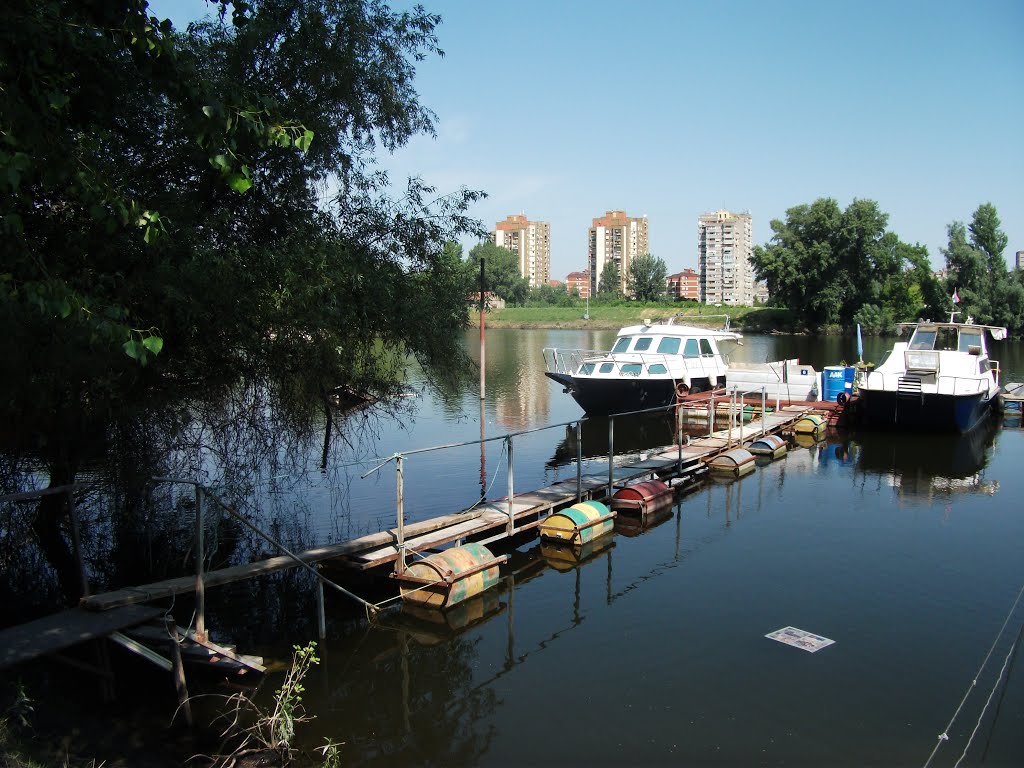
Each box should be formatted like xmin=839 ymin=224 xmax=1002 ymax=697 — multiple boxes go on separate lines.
xmin=472 ymin=304 xmax=798 ymax=332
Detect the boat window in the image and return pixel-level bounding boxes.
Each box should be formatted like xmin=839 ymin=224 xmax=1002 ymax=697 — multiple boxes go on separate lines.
xmin=699 ymin=339 xmax=715 ymax=356
xmin=599 ymin=363 xmax=614 ymax=373
xmin=580 ymin=363 xmax=595 ymax=375
xmin=620 ymin=363 xmax=642 ymax=376
xmin=958 ymin=331 xmax=982 ymax=353
xmin=648 ymin=364 xmax=668 ymax=374
xmin=634 ymin=337 xmax=653 ymax=351
xmin=683 ymin=339 xmax=700 ymax=358
xmin=611 ymin=337 xmax=631 ymax=353
xmin=909 ymin=330 xmax=936 ymax=350
xmin=935 ymin=328 xmax=957 ymax=351
xmin=657 ymin=337 xmax=681 ymax=354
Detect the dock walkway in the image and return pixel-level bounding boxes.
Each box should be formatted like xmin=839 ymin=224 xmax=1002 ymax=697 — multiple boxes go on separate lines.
xmin=79 ymin=405 xmax=814 ymax=613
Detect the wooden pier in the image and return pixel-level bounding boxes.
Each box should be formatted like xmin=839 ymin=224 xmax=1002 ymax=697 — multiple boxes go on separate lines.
xmin=1 ymin=396 xmax=828 ymax=679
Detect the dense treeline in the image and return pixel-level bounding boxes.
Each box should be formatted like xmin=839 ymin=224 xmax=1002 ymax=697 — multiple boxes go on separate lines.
xmin=1 ymin=0 xmax=484 ymax=452
xmin=752 ymin=198 xmax=1023 ymax=335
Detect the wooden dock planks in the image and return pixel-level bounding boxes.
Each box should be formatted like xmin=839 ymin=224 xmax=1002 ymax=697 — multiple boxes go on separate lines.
xmin=0 ymin=605 xmax=163 ymax=669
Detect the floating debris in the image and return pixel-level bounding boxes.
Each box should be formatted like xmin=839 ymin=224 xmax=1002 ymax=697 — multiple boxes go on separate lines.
xmin=765 ymin=626 xmax=835 ymax=653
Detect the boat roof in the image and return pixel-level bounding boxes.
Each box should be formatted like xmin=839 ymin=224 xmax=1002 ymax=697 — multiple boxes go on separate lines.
xmin=897 ymin=321 xmax=1007 ymax=341
xmin=616 ymin=322 xmax=743 ymax=340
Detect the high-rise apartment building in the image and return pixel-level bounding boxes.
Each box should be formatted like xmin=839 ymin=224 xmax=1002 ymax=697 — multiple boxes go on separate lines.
xmin=588 ymin=210 xmax=649 ymax=296
xmin=697 ymin=210 xmax=754 ymax=306
xmin=493 ymin=214 xmax=551 ymax=288
xmin=1016 ymin=250 xmax=1024 ymax=270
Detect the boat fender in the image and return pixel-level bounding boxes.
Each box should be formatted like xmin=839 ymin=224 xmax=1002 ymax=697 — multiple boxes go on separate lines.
xmin=675 ymin=381 xmax=688 ymax=399
xmin=836 ymin=391 xmax=848 ymax=406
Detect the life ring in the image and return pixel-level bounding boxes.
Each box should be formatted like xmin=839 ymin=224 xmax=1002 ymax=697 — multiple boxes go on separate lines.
xmin=675 ymin=382 xmax=689 ymax=400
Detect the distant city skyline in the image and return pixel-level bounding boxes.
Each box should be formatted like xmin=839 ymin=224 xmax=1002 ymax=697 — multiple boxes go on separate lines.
xmin=153 ymin=0 xmax=1024 ymax=280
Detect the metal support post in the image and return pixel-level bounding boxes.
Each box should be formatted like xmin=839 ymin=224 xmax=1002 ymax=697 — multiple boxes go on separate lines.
xmin=761 ymin=387 xmax=767 ymax=436
xmin=708 ymin=393 xmax=715 ymax=436
xmin=607 ymin=416 xmax=615 ymax=498
xmin=316 ymin=571 xmax=326 ymax=640
xmin=395 ymin=455 xmax=405 ymax=576
xmin=575 ymin=421 xmax=583 ymax=502
xmin=506 ymin=436 xmax=514 ymax=536
xmin=194 ymin=485 xmax=206 ymax=643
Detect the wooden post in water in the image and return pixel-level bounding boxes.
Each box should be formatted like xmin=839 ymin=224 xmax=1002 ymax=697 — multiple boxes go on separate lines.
xmin=194 ymin=485 xmax=206 ymax=643
xmin=167 ymin=617 xmax=193 ymax=728
xmin=395 ymin=456 xmax=406 ymax=576
xmin=67 ymin=489 xmax=91 ymax=598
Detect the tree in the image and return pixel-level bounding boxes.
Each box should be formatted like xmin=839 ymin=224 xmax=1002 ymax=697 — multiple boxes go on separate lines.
xmin=751 ymin=198 xmax=932 ymax=330
xmin=627 ymin=254 xmax=668 ymax=302
xmin=597 ymin=260 xmax=621 ymax=296
xmin=467 ymin=242 xmax=529 ymax=306
xmin=0 ymin=0 xmax=487 ymax=434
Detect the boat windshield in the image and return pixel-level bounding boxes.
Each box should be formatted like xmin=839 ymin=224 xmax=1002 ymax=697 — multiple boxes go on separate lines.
xmin=611 ymin=337 xmax=631 ymax=353
xmin=958 ymin=330 xmax=983 ymax=353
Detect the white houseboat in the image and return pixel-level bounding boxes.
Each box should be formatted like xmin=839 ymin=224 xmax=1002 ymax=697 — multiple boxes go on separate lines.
xmin=855 ymin=320 xmax=1006 ymax=433
xmin=543 ymin=317 xmax=820 ymax=415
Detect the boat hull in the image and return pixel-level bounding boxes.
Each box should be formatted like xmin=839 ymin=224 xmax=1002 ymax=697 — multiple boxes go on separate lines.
xmin=544 ymin=372 xmax=677 ymax=415
xmin=855 ymin=388 xmax=997 ymax=433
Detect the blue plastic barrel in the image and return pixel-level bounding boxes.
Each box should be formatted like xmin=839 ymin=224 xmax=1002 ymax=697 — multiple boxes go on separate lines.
xmin=823 ymin=366 xmax=853 ymax=402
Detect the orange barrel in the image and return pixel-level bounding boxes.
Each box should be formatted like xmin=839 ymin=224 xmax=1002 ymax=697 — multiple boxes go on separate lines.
xmin=611 ymin=479 xmax=673 ymax=519
xmin=538 ymin=500 xmax=614 ymax=546
xmin=399 ymin=543 xmax=501 ymax=610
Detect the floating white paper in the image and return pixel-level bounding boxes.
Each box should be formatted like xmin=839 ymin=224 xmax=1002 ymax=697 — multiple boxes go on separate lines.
xmin=765 ymin=626 xmax=835 ymax=653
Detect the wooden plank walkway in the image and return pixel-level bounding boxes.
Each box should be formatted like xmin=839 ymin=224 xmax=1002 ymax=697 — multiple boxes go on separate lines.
xmin=79 ymin=404 xmax=815 ymax=612
xmin=0 ymin=605 xmax=163 ymax=669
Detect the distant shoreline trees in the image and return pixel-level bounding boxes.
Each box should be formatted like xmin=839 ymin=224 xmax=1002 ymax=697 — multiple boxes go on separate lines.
xmin=751 ymin=198 xmax=1023 ymax=336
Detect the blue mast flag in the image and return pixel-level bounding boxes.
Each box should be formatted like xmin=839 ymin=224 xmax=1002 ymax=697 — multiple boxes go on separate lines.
xmin=856 ymin=323 xmax=863 ymax=362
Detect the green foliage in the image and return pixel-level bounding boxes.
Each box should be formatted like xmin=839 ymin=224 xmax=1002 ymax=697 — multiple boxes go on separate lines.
xmin=853 ymin=303 xmax=894 ymax=335
xmin=597 ymin=260 xmax=621 ymax=296
xmin=527 ymin=283 xmax=578 ymax=307
xmin=468 ymin=242 xmax=529 ymax=306
xmin=627 ymin=254 xmax=668 ymax=301
xmin=1 ymin=0 xmax=487 ymax=448
xmin=938 ymin=203 xmax=1022 ymax=333
xmin=751 ymin=198 xmax=936 ymax=330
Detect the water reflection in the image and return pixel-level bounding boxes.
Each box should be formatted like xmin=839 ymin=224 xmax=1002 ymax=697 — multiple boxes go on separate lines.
xmin=852 ymin=417 xmax=1000 ymax=499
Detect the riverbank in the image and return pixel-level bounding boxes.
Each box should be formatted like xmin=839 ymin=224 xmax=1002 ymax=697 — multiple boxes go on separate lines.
xmin=471 ymin=305 xmax=798 ymax=332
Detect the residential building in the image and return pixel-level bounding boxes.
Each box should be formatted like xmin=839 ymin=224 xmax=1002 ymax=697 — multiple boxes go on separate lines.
xmin=493 ymin=214 xmax=551 ymax=288
xmin=754 ymin=281 xmax=770 ymax=305
xmin=1016 ymin=250 xmax=1024 ymax=270
xmin=697 ymin=210 xmax=754 ymax=306
xmin=588 ymin=210 xmax=649 ymax=296
xmin=666 ymin=269 xmax=700 ymax=301
xmin=565 ymin=270 xmax=591 ymax=298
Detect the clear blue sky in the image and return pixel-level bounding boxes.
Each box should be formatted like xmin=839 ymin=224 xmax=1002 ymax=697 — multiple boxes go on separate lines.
xmin=154 ymin=0 xmax=1023 ymax=278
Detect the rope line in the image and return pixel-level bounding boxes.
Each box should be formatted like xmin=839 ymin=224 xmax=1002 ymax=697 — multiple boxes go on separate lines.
xmin=952 ymin=619 xmax=1024 ymax=768
xmin=923 ymin=580 xmax=1024 ymax=768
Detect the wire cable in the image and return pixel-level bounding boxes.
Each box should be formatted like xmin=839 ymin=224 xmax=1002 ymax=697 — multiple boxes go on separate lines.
xmin=923 ymin=580 xmax=1024 ymax=768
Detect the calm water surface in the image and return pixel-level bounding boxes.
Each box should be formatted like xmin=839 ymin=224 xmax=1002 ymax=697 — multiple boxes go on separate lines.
xmin=234 ymin=329 xmax=1024 ymax=767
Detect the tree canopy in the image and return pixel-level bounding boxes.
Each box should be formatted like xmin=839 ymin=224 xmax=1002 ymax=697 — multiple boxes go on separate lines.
xmin=597 ymin=260 xmax=621 ymax=296
xmin=467 ymin=242 xmax=529 ymax=306
xmin=627 ymin=254 xmax=668 ymax=301
xmin=751 ymin=198 xmax=937 ymax=332
xmin=1 ymin=0 xmax=486 ymax=447
xmin=940 ymin=203 xmax=1024 ymax=331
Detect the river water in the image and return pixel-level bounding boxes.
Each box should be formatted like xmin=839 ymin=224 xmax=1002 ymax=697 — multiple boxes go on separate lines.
xmin=6 ymin=329 xmax=1024 ymax=766
xmin=267 ymin=329 xmax=1023 ymax=767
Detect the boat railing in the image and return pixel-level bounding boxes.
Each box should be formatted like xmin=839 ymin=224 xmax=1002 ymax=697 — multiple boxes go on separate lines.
xmin=543 ymin=346 xmax=716 ymax=379
xmin=860 ymin=369 xmax=994 ymax=395
xmin=543 ymin=347 xmax=607 ymax=375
